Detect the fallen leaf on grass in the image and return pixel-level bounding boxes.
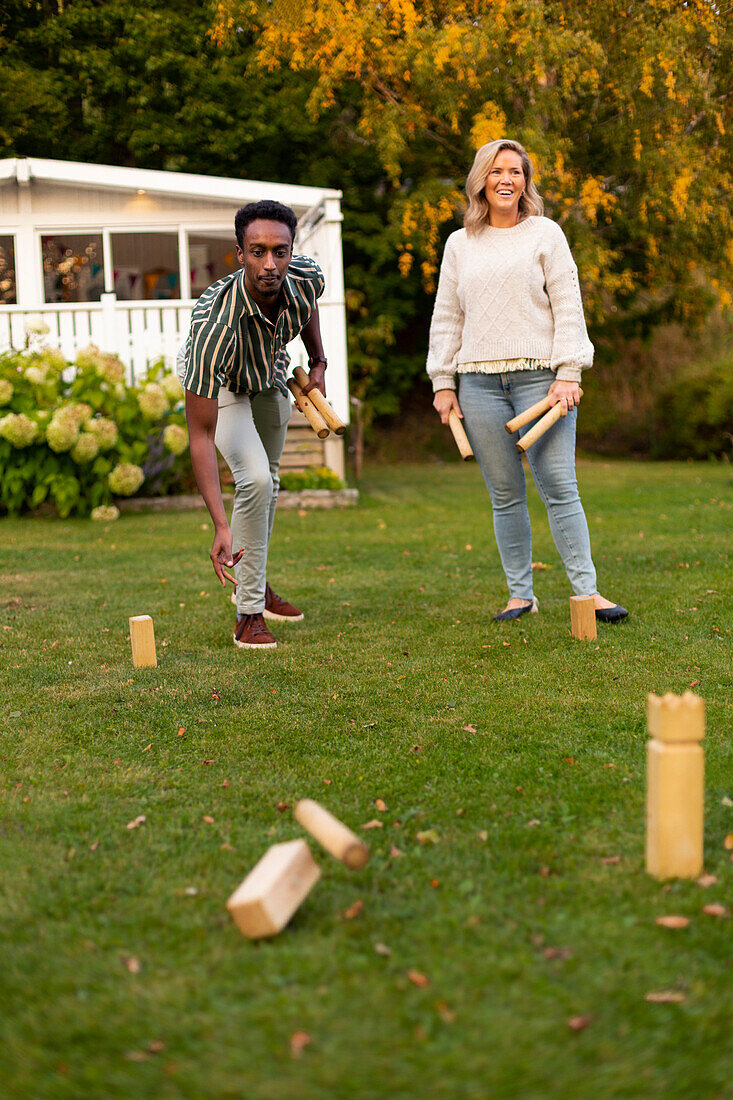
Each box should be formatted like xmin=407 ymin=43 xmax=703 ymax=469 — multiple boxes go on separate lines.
xmin=202 ymin=759 xmax=216 ymax=766
xmin=343 ymin=899 xmax=363 ymax=920
xmin=655 ymin=915 xmax=690 ymax=929
xmin=416 ymin=829 xmax=440 ymax=845
xmin=410 ymin=744 xmax=422 ymax=754
xmin=126 ymin=815 xmax=146 ymax=830
xmin=702 ymin=904 xmax=728 ymax=918
xmin=147 ymin=1040 xmax=165 ymax=1054
xmin=389 ymin=845 xmax=402 ymax=858
xmin=646 ymin=990 xmax=686 ymax=1004
xmin=374 ymin=942 xmax=392 ymax=956
xmin=601 ymin=856 xmax=621 ymax=865
xmin=406 ymin=970 xmax=429 ymax=988
xmin=121 ymin=955 xmax=141 ymax=974
xmin=177 ymin=727 xmax=185 ymax=737
xmin=502 ymin=641 xmax=511 ymax=648
xmin=375 ymin=798 xmax=387 ymax=812
xmin=361 ymin=819 xmax=383 ymax=830
xmin=125 ymin=1050 xmax=148 ymax=1062
xmin=89 ymin=841 xmax=100 ymax=852
xmin=567 ymin=1015 xmax=592 ymax=1031
xmin=462 ymin=724 xmax=477 ymax=734
xmin=220 ymin=842 xmax=234 ymax=851
xmin=478 ymin=830 xmax=489 ymax=842
xmin=202 ymin=815 xmax=215 ymax=824
xmin=539 ymin=865 xmax=551 ymax=877
xmin=289 ymin=1031 xmax=311 ymax=1058
xmin=142 ymin=744 xmax=152 ymax=752
xmin=322 ymin=778 xmax=332 ymax=786
xmin=721 ymin=795 xmax=733 ymax=808
xmin=527 ymin=820 xmax=541 ymax=828
xmin=435 ymin=1000 xmax=456 ymax=1023
xmin=696 ymin=874 xmax=718 ymax=888
xmin=276 ymin=802 xmax=290 ymax=813
xmin=543 ymin=947 xmax=573 ymax=960
xmin=430 ymin=878 xmax=440 ymax=888
xmin=222 ymin=779 xmax=230 ymax=789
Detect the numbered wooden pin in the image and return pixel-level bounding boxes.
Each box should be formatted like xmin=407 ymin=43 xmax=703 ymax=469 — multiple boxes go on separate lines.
xmin=569 ymin=595 xmax=597 ymax=641
xmin=646 ymin=692 xmax=705 ymax=880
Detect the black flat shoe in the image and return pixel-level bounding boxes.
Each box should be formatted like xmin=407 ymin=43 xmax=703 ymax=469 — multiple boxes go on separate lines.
xmin=595 ymin=604 xmax=629 ymax=623
xmin=493 ymin=598 xmax=539 ymax=621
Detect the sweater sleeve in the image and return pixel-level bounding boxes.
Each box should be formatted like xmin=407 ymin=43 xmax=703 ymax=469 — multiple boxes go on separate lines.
xmin=543 ymin=224 xmax=594 ymax=384
xmin=426 ymin=233 xmax=464 ymax=392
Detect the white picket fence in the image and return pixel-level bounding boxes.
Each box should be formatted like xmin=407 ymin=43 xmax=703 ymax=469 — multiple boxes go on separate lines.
xmin=0 ymin=297 xmax=194 ymax=383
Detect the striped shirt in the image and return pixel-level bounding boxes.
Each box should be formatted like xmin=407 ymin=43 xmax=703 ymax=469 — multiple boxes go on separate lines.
xmin=182 ymin=255 xmax=325 ymax=399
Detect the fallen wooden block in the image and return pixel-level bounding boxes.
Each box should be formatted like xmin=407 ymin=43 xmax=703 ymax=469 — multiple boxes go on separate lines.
xmin=129 ymin=615 xmax=157 ymax=667
xmin=448 ymin=409 xmax=474 ymax=462
xmin=292 ymin=365 xmax=347 ymax=435
xmin=226 ymin=838 xmax=321 ymax=939
xmin=294 ymin=799 xmax=370 ymax=869
xmin=646 ymin=692 xmax=705 ymax=880
xmin=569 ymin=595 xmax=597 ymax=641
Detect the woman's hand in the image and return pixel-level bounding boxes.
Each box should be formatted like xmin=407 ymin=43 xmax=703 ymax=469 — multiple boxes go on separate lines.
xmin=433 ymin=388 xmax=462 ymax=425
xmin=548 ymin=379 xmax=581 ymax=418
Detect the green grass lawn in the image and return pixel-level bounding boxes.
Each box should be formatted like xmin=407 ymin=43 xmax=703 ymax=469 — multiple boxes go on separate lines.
xmin=1 ymin=458 xmax=731 ymax=1100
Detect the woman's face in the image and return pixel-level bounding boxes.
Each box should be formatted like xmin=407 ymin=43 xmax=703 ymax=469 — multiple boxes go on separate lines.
xmin=483 ymin=150 xmax=526 ymax=225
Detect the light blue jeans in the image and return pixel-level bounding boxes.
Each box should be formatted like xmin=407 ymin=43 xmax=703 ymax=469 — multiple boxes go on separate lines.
xmin=458 ymin=370 xmax=597 ymax=600
xmin=215 ymin=386 xmax=291 ymax=615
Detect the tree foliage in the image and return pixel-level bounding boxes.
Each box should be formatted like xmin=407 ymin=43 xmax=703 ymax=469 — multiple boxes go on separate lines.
xmin=214 ymin=0 xmax=733 ymax=331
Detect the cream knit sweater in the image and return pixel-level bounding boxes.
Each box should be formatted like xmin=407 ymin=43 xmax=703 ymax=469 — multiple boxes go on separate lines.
xmin=426 ymin=216 xmax=594 ymax=390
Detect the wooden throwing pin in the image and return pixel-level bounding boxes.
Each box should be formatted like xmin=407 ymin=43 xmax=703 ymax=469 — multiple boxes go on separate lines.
xmin=505 ymin=389 xmax=583 ymax=454
xmin=448 ymin=409 xmax=474 ymax=461
xmin=294 ymin=799 xmax=370 ymax=869
xmin=129 ymin=615 xmax=157 ymax=667
xmin=287 ymin=377 xmax=330 ymax=439
xmin=292 ymin=365 xmax=346 ymax=435
xmin=646 ymin=692 xmax=705 ymax=880
xmin=227 ymin=838 xmax=321 ymax=939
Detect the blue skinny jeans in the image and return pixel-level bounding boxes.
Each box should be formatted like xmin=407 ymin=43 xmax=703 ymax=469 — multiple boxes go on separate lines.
xmin=458 ymin=370 xmax=597 ymax=601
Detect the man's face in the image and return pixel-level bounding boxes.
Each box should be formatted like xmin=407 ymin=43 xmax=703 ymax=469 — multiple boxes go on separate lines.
xmin=237 ymin=219 xmax=293 ymax=304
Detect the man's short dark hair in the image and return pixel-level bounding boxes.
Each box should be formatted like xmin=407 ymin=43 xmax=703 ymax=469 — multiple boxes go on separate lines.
xmin=235 ymin=201 xmax=298 ymax=248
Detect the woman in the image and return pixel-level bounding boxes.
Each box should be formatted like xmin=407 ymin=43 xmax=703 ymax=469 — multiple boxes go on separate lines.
xmin=427 ymin=139 xmax=627 ymax=622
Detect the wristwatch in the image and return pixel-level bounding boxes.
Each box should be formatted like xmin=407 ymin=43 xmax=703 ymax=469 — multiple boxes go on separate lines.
xmin=308 ymin=356 xmax=328 ymax=369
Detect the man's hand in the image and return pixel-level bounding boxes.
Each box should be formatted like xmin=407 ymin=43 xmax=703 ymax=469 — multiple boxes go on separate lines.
xmin=433 ymin=388 xmax=462 ymax=425
xmin=548 ymin=379 xmax=581 ymax=417
xmin=211 ymin=524 xmax=244 ymax=587
xmin=300 ymin=361 xmax=326 ymax=398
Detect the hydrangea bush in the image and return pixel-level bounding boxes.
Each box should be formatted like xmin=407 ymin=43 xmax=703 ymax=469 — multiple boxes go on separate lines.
xmin=0 ymin=344 xmax=191 ymax=517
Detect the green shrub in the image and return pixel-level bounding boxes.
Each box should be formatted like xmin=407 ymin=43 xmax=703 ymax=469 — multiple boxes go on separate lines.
xmin=279 ymin=465 xmax=344 ymax=492
xmin=650 ymin=358 xmax=733 ymax=459
xmin=0 ymin=346 xmax=190 ymax=517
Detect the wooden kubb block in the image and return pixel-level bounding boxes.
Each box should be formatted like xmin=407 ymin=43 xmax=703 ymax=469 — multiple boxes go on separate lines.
xmin=129 ymin=615 xmax=157 ymax=667
xmin=646 ymin=692 xmax=705 ymax=880
xmin=569 ymin=595 xmax=596 ymax=641
xmin=227 ymin=839 xmax=321 ymax=939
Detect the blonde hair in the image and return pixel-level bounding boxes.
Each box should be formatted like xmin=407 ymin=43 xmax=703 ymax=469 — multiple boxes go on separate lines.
xmin=464 ymin=139 xmax=544 ymax=234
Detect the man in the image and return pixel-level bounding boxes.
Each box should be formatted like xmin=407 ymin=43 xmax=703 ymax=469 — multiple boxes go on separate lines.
xmin=181 ymin=199 xmax=328 ymax=650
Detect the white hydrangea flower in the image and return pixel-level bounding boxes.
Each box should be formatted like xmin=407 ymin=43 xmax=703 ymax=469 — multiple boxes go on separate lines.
xmin=85 ymin=417 xmax=118 ymax=450
xmin=161 ymin=373 xmax=184 ymax=403
xmin=0 ymin=412 xmax=39 ymax=447
xmin=0 ymin=379 xmax=13 ymax=406
xmin=46 ymin=416 xmax=80 ymax=452
xmin=24 ymin=365 xmax=47 ymax=385
xmin=91 ymin=505 xmax=120 ymax=522
xmin=109 ymin=463 xmax=144 ymax=496
xmin=163 ymin=423 xmax=188 ymax=456
xmin=137 ymin=383 xmax=169 ymax=419
xmin=24 ymin=315 xmax=50 ymax=336
xmin=71 ymin=432 xmax=100 ymax=463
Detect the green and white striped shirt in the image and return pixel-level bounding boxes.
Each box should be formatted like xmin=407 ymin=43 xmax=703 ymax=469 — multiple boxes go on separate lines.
xmin=182 ymin=255 xmax=325 ymax=399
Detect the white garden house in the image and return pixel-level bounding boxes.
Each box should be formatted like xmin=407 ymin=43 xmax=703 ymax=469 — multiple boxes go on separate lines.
xmin=0 ymin=157 xmax=349 ymax=475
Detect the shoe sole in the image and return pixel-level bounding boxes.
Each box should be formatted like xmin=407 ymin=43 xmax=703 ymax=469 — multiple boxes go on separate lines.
xmin=231 ymin=591 xmax=303 ymax=622
xmin=263 ymin=608 xmax=304 ymax=623
xmin=233 ymin=635 xmax=277 ymax=649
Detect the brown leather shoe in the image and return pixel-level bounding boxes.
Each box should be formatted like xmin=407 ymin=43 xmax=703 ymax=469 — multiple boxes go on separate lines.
xmin=263 ymin=582 xmax=304 ymax=623
xmin=233 ymin=613 xmax=277 ymax=649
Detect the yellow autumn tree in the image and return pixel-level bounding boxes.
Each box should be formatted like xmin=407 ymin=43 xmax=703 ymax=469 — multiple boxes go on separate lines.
xmin=212 ymin=0 xmax=732 ymax=326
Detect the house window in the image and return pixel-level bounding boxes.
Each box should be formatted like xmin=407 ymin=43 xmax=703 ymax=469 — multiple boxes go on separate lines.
xmin=111 ymin=232 xmax=180 ymax=301
xmin=0 ymin=236 xmax=16 ymax=304
xmin=188 ymin=232 xmax=237 ymax=297
xmin=42 ymin=233 xmax=105 ymax=303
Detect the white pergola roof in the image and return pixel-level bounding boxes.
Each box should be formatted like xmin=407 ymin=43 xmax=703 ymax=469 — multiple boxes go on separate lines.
xmin=0 ymin=157 xmax=341 ymax=213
